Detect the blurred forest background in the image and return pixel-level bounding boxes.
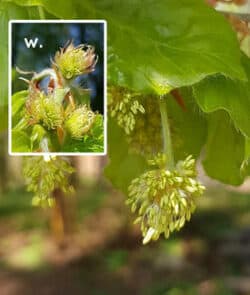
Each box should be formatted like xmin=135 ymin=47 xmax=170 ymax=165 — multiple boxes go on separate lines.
xmin=1 ymin=14 xmax=250 ymax=295
xmin=1 ymin=144 xmax=250 ymax=295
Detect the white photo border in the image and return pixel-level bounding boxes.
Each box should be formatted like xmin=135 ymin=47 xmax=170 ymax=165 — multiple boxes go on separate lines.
xmin=8 ymin=19 xmax=107 ymax=156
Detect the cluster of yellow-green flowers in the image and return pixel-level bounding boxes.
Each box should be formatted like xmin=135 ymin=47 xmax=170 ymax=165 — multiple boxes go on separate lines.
xmin=25 ymin=90 xmax=96 ymax=140
xmin=65 ymin=106 xmax=96 ymax=139
xmin=54 ymin=42 xmax=98 ymax=80
xmin=24 ymin=83 xmax=97 ymax=143
xmin=23 ymin=157 xmax=75 ymax=207
xmin=108 ymin=86 xmax=145 ymax=134
xmin=19 ymin=41 xmax=100 ymax=147
xmin=127 ymin=154 xmax=205 ymax=244
xmin=16 ymin=41 xmax=104 ymax=206
xmin=108 ymin=88 xmax=163 ymax=155
xmin=127 ymin=95 xmax=163 ymax=156
xmin=26 ymin=90 xmax=64 ymax=130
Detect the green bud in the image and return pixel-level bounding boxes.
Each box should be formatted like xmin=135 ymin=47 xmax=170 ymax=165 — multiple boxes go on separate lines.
xmin=40 ymin=96 xmax=64 ymax=129
xmin=54 ymin=42 xmax=98 ymax=80
xmin=25 ymin=91 xmax=63 ymax=130
xmin=65 ymin=105 xmax=95 ymax=139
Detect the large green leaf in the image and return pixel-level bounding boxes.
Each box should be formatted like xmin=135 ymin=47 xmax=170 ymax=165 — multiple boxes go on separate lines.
xmin=0 ymin=2 xmax=28 ymax=131
xmin=73 ymin=0 xmax=245 ymax=92
xmin=167 ymin=88 xmax=207 ymax=161
xmin=0 ymin=3 xmax=28 ymax=106
xmin=4 ymin=0 xmax=249 ymax=189
xmin=2 ymin=0 xmax=76 ymax=18
xmin=193 ymin=54 xmax=250 ymax=138
xmin=203 ymin=111 xmax=245 ymax=186
xmin=9 ymin=0 xmax=245 ymax=91
xmin=245 ymin=139 xmax=250 ymax=162
xmin=242 ymin=139 xmax=250 ymax=177
xmin=104 ymin=118 xmax=147 ymax=194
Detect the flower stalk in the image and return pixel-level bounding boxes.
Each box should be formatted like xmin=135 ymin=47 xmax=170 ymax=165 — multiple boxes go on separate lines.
xmin=158 ymin=95 xmax=174 ymax=170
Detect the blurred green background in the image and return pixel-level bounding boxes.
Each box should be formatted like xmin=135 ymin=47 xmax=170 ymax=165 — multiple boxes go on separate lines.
xmin=0 ymin=151 xmax=250 ymax=295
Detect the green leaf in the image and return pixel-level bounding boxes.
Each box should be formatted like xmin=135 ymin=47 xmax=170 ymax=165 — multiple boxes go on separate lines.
xmin=104 ymin=118 xmax=147 ymax=194
xmin=0 ymin=3 xmax=28 ymax=106
xmin=245 ymin=138 xmax=250 ymax=162
xmin=75 ymin=0 xmax=245 ymax=92
xmin=12 ymin=90 xmax=28 ymax=128
xmin=89 ymin=114 xmax=104 ymax=140
xmin=203 ymin=111 xmax=245 ymax=185
xmin=30 ymin=124 xmax=47 ymax=151
xmin=193 ymin=54 xmax=250 ymax=138
xmin=3 ymin=0 xmax=77 ymax=18
xmin=12 ymin=130 xmax=31 ymax=152
xmin=15 ymin=0 xmax=243 ymax=92
xmin=0 ymin=3 xmax=28 ymax=131
xmin=167 ymin=88 xmax=207 ymax=161
xmin=239 ymin=138 xmax=250 ymax=177
xmin=12 ymin=90 xmax=28 ymax=117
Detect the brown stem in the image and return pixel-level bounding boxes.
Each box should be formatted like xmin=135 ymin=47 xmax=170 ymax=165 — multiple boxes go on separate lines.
xmin=171 ymin=89 xmax=186 ymax=111
xmin=50 ymin=189 xmax=65 ymax=245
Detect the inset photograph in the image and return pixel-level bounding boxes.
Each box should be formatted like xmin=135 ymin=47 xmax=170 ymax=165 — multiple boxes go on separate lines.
xmin=9 ymin=20 xmax=106 ymax=155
